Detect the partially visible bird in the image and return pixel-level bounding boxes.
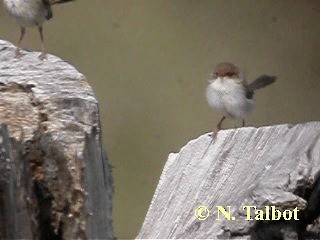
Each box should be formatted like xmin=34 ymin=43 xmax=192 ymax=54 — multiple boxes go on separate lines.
xmin=3 ymin=0 xmax=75 ymax=60
xmin=206 ymin=62 xmax=276 ymax=132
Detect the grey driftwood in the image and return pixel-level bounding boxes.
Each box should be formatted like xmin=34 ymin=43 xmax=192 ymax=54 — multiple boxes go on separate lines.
xmin=0 ymin=40 xmax=113 ymax=239
xmin=138 ymin=122 xmax=320 ymax=239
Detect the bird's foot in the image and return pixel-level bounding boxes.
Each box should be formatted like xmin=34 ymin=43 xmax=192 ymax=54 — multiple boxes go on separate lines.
xmin=209 ymin=128 xmax=220 ymax=138
xmin=38 ymin=52 xmax=47 ymax=60
xmin=14 ymin=49 xmax=23 ymax=59
xmin=209 ymin=132 xmax=217 ymax=138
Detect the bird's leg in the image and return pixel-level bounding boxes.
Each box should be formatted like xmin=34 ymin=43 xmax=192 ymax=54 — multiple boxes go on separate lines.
xmin=216 ymin=116 xmax=226 ymax=132
xmin=15 ymin=27 xmax=25 ymax=58
xmin=38 ymin=26 xmax=47 ymax=60
xmin=242 ymin=119 xmax=245 ymax=127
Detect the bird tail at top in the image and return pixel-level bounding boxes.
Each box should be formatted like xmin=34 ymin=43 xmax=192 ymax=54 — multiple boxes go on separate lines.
xmin=50 ymin=0 xmax=75 ymax=4
xmin=248 ymin=75 xmax=276 ymax=91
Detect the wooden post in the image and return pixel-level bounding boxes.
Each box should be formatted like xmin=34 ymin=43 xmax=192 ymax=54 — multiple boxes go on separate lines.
xmin=138 ymin=123 xmax=320 ymax=239
xmin=0 ymin=40 xmax=113 ymax=239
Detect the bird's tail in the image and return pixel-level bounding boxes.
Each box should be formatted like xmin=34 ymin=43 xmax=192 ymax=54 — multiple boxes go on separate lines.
xmin=51 ymin=0 xmax=75 ymax=5
xmin=248 ymin=75 xmax=276 ymax=91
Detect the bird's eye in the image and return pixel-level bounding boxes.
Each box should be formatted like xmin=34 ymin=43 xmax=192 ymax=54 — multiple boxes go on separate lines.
xmin=211 ymin=72 xmax=217 ymax=78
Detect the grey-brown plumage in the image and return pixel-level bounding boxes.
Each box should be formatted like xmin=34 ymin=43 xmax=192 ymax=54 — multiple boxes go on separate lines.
xmin=245 ymin=75 xmax=277 ymax=99
xmin=206 ymin=62 xmax=277 ymax=131
xmin=3 ymin=0 xmax=75 ymax=60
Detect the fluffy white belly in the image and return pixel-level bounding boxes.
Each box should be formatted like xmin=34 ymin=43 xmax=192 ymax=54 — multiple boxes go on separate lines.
xmin=206 ymin=78 xmax=255 ymax=119
xmin=3 ymin=0 xmax=47 ymax=27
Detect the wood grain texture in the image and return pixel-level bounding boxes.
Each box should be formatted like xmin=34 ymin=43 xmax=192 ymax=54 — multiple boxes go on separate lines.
xmin=0 ymin=40 xmax=113 ymax=239
xmin=138 ymin=122 xmax=320 ymax=239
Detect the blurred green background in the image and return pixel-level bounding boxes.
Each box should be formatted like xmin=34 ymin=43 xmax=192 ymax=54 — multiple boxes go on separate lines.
xmin=1 ymin=0 xmax=320 ymax=238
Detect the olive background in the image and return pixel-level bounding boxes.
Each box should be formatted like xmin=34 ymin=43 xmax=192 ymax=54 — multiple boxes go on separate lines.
xmin=1 ymin=0 xmax=320 ymax=238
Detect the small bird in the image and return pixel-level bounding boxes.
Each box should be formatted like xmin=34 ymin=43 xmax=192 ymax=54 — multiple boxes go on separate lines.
xmin=3 ymin=0 xmax=74 ymax=60
xmin=206 ymin=62 xmax=276 ymax=132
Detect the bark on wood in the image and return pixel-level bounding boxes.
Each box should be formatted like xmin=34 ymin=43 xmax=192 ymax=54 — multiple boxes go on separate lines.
xmin=0 ymin=40 xmax=113 ymax=239
xmin=138 ymin=122 xmax=320 ymax=239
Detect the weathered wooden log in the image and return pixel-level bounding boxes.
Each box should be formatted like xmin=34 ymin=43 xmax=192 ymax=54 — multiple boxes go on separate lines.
xmin=138 ymin=122 xmax=320 ymax=239
xmin=0 ymin=40 xmax=113 ymax=239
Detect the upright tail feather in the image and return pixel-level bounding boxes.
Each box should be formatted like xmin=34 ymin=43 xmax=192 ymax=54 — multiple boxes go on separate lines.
xmin=50 ymin=0 xmax=75 ymax=4
xmin=248 ymin=75 xmax=276 ymax=91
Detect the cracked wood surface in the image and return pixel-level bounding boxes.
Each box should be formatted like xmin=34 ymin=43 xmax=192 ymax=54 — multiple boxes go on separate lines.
xmin=138 ymin=122 xmax=320 ymax=239
xmin=0 ymin=40 xmax=113 ymax=239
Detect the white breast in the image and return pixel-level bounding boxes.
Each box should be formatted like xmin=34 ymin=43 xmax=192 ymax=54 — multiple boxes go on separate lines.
xmin=206 ymin=77 xmax=255 ymax=119
xmin=3 ymin=0 xmax=47 ymax=27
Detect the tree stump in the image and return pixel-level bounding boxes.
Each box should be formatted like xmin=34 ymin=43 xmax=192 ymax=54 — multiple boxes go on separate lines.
xmin=0 ymin=40 xmax=113 ymax=239
xmin=138 ymin=122 xmax=320 ymax=239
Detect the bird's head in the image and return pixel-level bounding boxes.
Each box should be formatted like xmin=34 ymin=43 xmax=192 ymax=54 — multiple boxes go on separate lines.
xmin=211 ymin=62 xmax=239 ymax=79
